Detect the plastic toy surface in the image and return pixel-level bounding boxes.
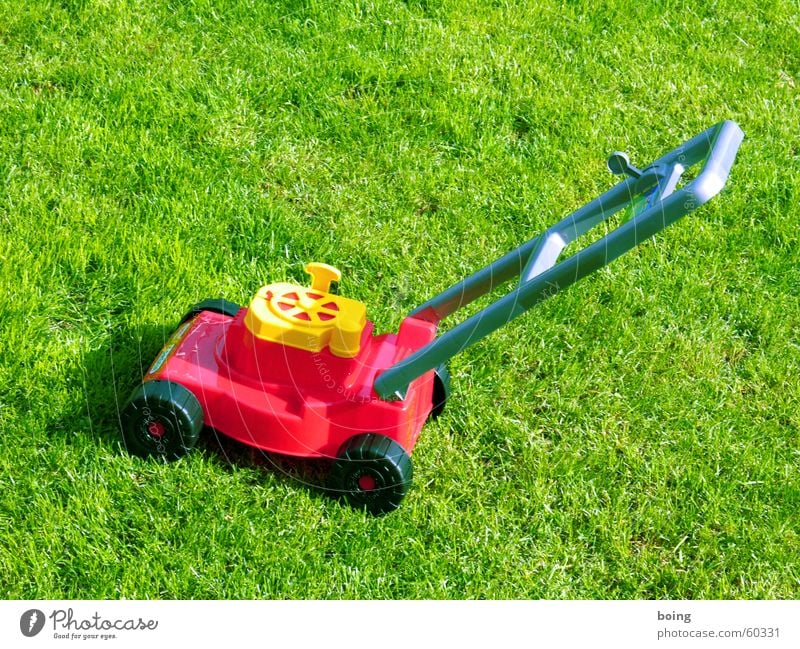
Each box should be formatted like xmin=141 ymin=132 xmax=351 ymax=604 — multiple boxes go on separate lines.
xmin=121 ymin=121 xmax=743 ymax=514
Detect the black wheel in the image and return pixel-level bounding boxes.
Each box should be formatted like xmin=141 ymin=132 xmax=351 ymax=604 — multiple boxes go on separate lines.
xmin=120 ymin=380 xmax=203 ymax=460
xmin=179 ymin=298 xmax=241 ymax=325
xmin=329 ymin=434 xmax=413 ymax=515
xmin=429 ymin=364 xmax=451 ymax=420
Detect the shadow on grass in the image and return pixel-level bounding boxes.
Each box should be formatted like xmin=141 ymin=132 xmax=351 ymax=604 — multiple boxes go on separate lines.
xmin=72 ymin=321 xmax=335 ymax=503
xmin=201 ymin=429 xmax=334 ymax=496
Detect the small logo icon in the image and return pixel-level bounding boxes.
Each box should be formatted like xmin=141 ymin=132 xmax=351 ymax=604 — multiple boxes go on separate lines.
xmin=20 ymin=609 xmax=45 ymax=637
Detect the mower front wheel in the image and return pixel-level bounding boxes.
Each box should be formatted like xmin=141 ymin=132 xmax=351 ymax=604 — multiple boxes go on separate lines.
xmin=120 ymin=380 xmax=203 ymax=461
xmin=329 ymin=434 xmax=413 ymax=515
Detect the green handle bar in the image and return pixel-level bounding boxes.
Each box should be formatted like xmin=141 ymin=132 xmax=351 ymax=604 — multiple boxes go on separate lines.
xmin=373 ymin=120 xmax=744 ymax=400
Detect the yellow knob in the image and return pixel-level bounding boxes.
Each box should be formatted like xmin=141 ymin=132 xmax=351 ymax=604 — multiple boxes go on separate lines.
xmin=305 ymin=262 xmax=341 ymax=293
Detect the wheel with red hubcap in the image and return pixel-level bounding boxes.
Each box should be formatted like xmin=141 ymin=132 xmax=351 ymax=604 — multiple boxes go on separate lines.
xmin=120 ymin=380 xmax=203 ymax=461
xmin=329 ymin=433 xmax=413 ymax=515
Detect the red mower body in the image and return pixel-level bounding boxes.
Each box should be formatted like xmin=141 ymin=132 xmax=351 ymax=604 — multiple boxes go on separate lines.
xmin=122 ymin=263 xmax=447 ymax=514
xmin=144 ymin=308 xmax=438 ymax=459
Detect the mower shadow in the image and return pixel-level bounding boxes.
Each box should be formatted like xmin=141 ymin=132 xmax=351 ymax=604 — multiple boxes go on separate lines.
xmin=79 ymin=321 xmax=335 ymax=501
xmin=199 ymin=428 xmax=334 ymax=496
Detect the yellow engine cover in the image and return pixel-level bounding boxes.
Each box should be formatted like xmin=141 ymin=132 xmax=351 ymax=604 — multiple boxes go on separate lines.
xmin=243 ymin=264 xmax=367 ymax=358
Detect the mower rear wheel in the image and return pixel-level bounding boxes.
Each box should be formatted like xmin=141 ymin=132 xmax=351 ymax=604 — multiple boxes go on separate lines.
xmin=429 ymin=364 xmax=451 ymax=420
xmin=329 ymin=434 xmax=413 ymax=515
xmin=179 ymin=298 xmax=241 ymax=325
xmin=120 ymin=380 xmax=203 ymax=461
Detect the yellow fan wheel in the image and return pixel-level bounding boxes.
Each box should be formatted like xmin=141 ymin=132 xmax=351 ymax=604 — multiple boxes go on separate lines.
xmin=244 ymin=263 xmax=367 ymax=358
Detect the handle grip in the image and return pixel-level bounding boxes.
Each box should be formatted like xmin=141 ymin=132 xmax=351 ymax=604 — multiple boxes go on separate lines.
xmin=520 ymin=120 xmax=745 ymax=283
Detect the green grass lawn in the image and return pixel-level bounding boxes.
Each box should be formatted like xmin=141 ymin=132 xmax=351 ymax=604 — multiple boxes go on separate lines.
xmin=1 ymin=0 xmax=798 ymax=598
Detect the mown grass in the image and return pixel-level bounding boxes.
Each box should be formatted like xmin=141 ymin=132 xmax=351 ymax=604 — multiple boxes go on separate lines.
xmin=0 ymin=0 xmax=798 ymax=598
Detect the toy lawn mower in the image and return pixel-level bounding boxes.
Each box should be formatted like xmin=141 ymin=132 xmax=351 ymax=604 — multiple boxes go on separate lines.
xmin=120 ymin=121 xmax=743 ymax=514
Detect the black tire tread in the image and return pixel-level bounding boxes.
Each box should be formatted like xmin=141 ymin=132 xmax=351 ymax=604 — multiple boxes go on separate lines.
xmin=179 ymin=298 xmax=241 ymax=325
xmin=329 ymin=433 xmax=413 ymax=515
xmin=120 ymin=380 xmax=203 ymax=461
xmin=429 ymin=364 xmax=451 ymax=420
